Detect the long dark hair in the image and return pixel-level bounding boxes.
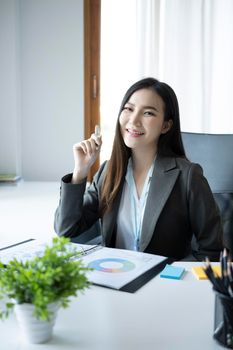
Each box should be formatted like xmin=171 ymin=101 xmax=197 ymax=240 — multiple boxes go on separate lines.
xmin=100 ymin=77 xmax=186 ymax=214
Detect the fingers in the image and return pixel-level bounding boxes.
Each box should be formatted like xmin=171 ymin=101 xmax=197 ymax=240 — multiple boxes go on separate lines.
xmin=73 ymin=135 xmax=102 ymax=156
xmin=73 ymin=140 xmax=95 ymax=156
xmin=90 ymin=133 xmax=102 ymax=150
xmin=73 ymin=125 xmax=102 ymax=156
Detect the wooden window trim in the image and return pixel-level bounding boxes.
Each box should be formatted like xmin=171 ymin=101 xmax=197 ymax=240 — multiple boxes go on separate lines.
xmin=84 ymin=0 xmax=101 ymax=180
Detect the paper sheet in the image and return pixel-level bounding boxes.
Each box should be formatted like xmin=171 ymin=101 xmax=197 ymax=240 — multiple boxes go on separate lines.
xmin=81 ymin=247 xmax=166 ymax=289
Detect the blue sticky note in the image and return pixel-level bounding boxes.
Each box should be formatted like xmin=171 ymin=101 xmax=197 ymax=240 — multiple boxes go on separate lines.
xmin=160 ymin=264 xmax=185 ymax=280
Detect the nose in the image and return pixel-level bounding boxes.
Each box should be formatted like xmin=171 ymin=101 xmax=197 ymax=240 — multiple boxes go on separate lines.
xmin=129 ymin=109 xmax=142 ymax=125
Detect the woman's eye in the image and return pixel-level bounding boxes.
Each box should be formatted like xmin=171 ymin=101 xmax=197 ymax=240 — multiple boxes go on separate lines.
xmin=144 ymin=111 xmax=156 ymax=117
xmin=123 ymin=106 xmax=133 ymax=112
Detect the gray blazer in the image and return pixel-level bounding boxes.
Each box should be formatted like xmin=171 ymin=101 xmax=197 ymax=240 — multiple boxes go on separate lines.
xmin=54 ymin=156 xmax=223 ymax=261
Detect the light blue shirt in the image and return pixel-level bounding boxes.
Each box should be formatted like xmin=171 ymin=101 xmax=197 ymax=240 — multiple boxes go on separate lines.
xmin=115 ymin=158 xmax=155 ymax=251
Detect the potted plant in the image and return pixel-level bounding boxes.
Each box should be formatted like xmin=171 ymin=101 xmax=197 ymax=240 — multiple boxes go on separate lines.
xmin=0 ymin=237 xmax=91 ymax=344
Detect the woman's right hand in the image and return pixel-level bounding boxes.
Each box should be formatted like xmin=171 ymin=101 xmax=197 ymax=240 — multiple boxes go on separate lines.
xmin=71 ymin=128 xmax=102 ymax=184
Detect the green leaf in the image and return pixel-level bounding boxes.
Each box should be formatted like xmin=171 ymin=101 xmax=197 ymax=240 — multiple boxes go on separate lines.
xmin=0 ymin=237 xmax=92 ymax=320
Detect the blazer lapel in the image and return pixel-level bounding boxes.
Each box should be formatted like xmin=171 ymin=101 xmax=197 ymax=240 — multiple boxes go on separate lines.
xmin=139 ymin=156 xmax=180 ymax=251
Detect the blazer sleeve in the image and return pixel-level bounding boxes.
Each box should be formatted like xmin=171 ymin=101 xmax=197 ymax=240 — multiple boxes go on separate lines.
xmin=54 ymin=162 xmax=106 ymax=238
xmin=187 ymin=163 xmax=223 ymax=261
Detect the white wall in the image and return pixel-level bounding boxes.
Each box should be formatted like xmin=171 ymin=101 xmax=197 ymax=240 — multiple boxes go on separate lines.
xmin=0 ymin=0 xmax=84 ymax=181
xmin=0 ymin=0 xmax=21 ymax=176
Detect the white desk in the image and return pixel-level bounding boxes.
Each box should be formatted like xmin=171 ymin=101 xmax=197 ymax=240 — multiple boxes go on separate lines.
xmin=0 ymin=262 xmax=223 ymax=350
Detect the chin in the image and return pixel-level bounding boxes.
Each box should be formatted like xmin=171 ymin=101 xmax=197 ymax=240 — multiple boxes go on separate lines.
xmin=124 ymin=141 xmax=138 ymax=149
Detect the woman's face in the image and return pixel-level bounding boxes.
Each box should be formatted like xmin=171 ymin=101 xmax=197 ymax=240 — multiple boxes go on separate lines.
xmin=119 ymin=88 xmax=172 ymax=153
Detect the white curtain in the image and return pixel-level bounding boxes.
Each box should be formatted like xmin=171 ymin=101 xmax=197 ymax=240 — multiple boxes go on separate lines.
xmin=135 ymin=0 xmax=233 ymax=133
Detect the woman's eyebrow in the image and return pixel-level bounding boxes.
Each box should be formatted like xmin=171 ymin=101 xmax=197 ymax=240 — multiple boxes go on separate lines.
xmin=126 ymin=102 xmax=159 ymax=112
xmin=143 ymin=105 xmax=159 ymax=112
xmin=125 ymin=102 xmax=134 ymax=106
xmin=126 ymin=102 xmax=158 ymax=110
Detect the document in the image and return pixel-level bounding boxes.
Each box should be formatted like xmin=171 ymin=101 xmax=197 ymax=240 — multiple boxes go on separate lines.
xmin=81 ymin=247 xmax=168 ymax=291
xmin=0 ymin=239 xmax=90 ymax=265
xmin=0 ymin=239 xmax=48 ymax=264
xmin=0 ymin=238 xmax=35 ymax=251
xmin=0 ymin=239 xmax=169 ymax=292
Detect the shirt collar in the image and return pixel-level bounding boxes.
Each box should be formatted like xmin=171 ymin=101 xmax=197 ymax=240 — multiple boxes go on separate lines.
xmin=125 ymin=157 xmax=156 ymax=186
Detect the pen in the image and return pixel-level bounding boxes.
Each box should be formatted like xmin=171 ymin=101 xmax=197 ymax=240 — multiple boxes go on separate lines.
xmin=95 ymin=125 xmax=101 ymax=136
xmin=228 ymin=261 xmax=233 ymax=293
xmin=221 ymin=248 xmax=228 ymax=288
xmin=75 ymin=245 xmax=101 ymax=259
xmin=94 ymin=125 xmax=101 ymax=150
xmin=204 ymin=258 xmax=228 ymax=295
xmin=203 ymin=251 xmax=233 ymax=297
xmin=81 ymin=245 xmax=101 ymax=255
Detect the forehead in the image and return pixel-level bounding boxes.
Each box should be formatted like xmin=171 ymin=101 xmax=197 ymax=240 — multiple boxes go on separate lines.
xmin=127 ymin=88 xmax=164 ymax=110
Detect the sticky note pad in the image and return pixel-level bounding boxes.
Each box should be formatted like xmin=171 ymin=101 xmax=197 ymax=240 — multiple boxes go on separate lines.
xmin=160 ymin=264 xmax=185 ymax=280
xmin=192 ymin=265 xmax=221 ymax=280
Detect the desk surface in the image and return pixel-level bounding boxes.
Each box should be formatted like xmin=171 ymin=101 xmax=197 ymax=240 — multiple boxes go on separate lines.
xmin=0 ymin=262 xmax=222 ymax=350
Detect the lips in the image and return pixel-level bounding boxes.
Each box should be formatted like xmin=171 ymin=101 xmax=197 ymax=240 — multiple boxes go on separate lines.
xmin=127 ymin=128 xmax=144 ymax=137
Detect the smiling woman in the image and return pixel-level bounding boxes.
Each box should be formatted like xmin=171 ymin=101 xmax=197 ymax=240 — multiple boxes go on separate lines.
xmin=54 ymin=77 xmax=223 ymax=262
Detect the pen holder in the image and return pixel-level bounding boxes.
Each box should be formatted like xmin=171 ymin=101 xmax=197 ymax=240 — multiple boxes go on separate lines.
xmin=214 ymin=291 xmax=233 ymax=348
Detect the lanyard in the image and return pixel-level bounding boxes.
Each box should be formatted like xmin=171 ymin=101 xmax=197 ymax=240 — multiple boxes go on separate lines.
xmin=127 ymin=160 xmax=154 ymax=251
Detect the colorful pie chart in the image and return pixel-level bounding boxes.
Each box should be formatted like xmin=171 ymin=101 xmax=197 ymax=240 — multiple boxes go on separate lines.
xmin=88 ymin=258 xmax=136 ymax=273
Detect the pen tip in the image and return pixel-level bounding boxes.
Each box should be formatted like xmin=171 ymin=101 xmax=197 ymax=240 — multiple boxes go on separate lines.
xmin=223 ymin=248 xmax=229 ymax=260
xmin=95 ymin=125 xmax=101 ymax=136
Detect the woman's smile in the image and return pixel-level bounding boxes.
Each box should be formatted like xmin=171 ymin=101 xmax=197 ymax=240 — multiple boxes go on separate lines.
xmin=126 ymin=128 xmax=145 ymax=137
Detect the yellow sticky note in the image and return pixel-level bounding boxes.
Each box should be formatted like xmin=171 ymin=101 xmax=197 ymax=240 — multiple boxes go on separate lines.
xmin=192 ymin=266 xmax=221 ymax=280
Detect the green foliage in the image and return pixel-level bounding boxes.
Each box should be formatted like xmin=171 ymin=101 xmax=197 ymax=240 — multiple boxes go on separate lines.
xmin=0 ymin=237 xmax=92 ymax=321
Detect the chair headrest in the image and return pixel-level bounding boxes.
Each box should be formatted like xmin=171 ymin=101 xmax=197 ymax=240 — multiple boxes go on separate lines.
xmin=181 ymin=132 xmax=233 ymax=193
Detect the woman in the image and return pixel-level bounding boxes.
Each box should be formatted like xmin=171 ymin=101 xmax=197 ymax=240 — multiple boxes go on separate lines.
xmin=54 ymin=77 xmax=223 ymax=261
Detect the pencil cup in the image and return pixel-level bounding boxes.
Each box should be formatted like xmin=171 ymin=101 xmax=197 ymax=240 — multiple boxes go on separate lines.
xmin=214 ymin=291 xmax=233 ymax=348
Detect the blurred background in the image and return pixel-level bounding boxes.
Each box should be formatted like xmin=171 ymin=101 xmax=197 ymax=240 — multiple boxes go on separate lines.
xmin=1 ymin=0 xmax=233 ymax=181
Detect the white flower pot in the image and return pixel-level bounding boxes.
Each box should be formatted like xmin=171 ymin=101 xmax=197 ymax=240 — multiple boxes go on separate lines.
xmin=14 ymin=302 xmax=59 ymax=344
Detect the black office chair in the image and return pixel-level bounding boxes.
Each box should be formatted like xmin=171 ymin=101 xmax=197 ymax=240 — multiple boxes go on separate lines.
xmin=181 ymin=132 xmax=233 ymax=255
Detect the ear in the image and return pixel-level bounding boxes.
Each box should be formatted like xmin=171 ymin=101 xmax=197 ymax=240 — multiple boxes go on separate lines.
xmin=161 ymin=119 xmax=173 ymax=134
